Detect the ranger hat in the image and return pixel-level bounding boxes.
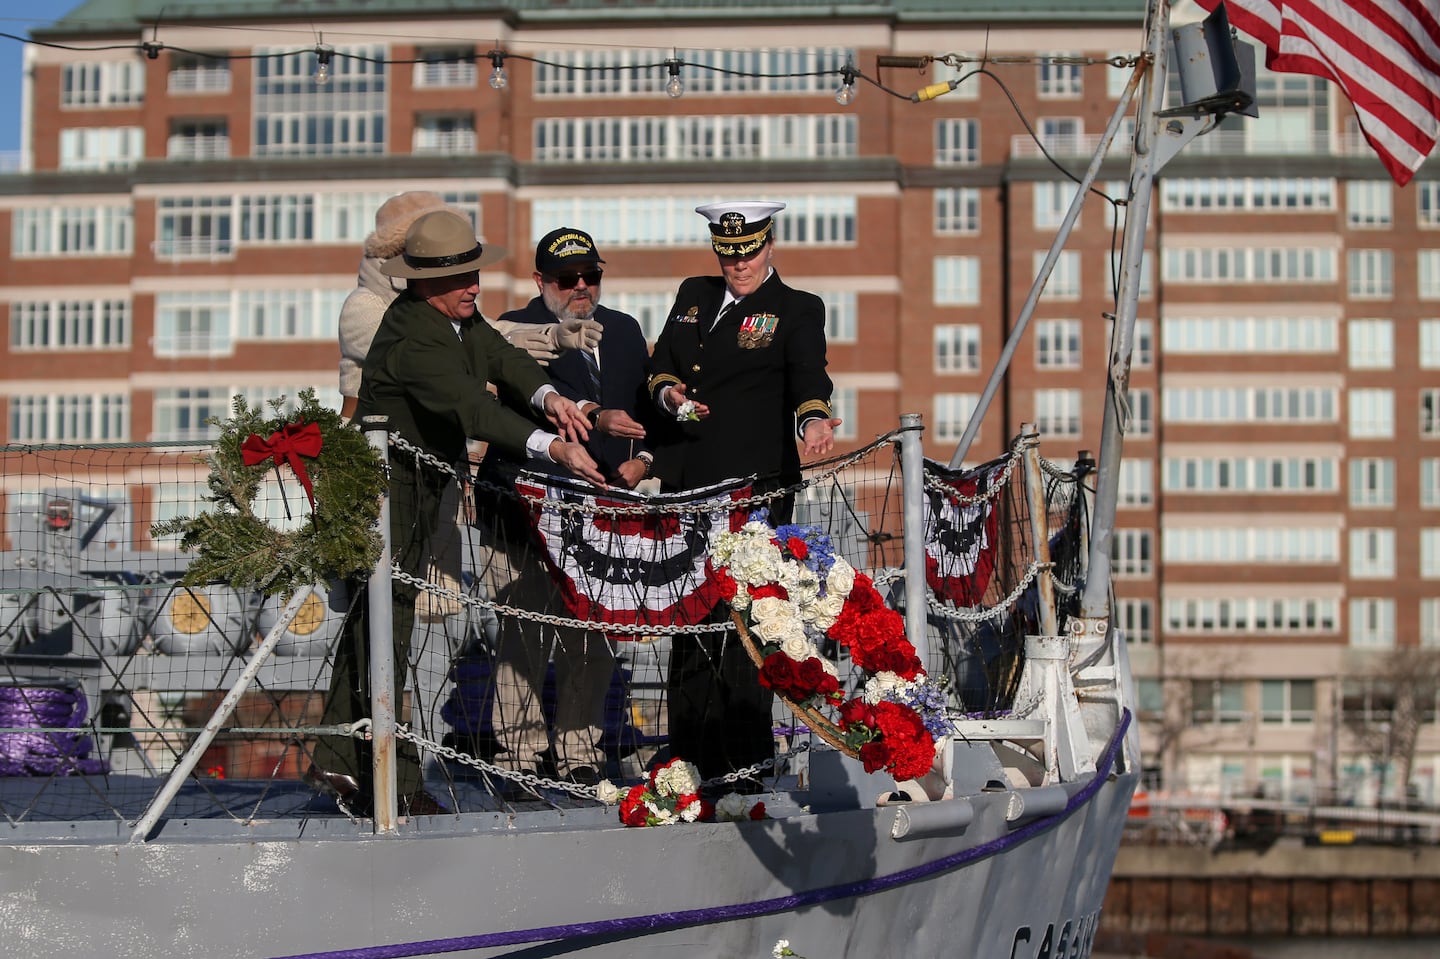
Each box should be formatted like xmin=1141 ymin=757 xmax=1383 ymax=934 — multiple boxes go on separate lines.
xmin=695 ymin=200 xmax=786 ymax=256
xmin=380 ymin=209 xmax=506 ymax=279
xmin=535 ymin=227 xmax=606 ymax=274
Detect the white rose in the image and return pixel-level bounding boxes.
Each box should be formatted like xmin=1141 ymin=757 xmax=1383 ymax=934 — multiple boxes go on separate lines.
xmin=715 ymin=792 xmax=749 ymax=821
xmin=595 ymin=779 xmax=621 ymax=805
xmin=779 ymin=632 xmax=817 ymax=662
xmin=827 ymin=558 xmax=855 ymax=597
xmin=679 ymin=798 xmax=703 ymax=822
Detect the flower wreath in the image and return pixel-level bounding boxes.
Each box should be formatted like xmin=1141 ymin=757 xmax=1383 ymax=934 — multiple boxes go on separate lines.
xmin=709 ymin=513 xmax=950 ymax=783
xmin=605 ymin=757 xmax=766 ymax=827
xmin=151 ymin=389 xmax=386 ymax=597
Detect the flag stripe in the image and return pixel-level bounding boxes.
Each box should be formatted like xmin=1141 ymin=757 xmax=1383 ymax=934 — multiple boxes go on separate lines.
xmin=1200 ymin=0 xmax=1440 ymax=185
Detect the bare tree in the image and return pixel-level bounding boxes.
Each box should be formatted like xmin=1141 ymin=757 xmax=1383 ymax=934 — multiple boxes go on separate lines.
xmin=1342 ymin=647 xmax=1440 ymax=804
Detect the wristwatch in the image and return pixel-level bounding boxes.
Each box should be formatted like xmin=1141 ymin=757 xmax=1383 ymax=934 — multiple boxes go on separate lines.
xmin=586 ymin=405 xmax=602 ymax=428
xmin=636 ymin=451 xmax=654 ymax=479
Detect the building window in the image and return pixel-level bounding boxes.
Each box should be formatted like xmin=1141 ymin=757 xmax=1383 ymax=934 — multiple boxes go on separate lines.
xmin=933 ymin=256 xmax=980 ymax=305
xmin=253 ymin=44 xmax=386 ymax=156
xmin=168 ymin=53 xmax=230 ymax=95
xmin=1341 ymin=678 xmax=1396 ymax=722
xmin=1349 ymin=457 xmax=1395 ymax=508
xmin=8 ymin=393 xmax=129 ymax=443
xmin=1131 ymin=319 xmax=1154 ymax=368
xmin=1037 ymin=250 xmax=1081 ymax=299
xmin=1348 ymin=388 xmax=1394 ymax=439
xmin=1347 ymin=318 xmax=1393 ymax=368
xmin=1161 ymin=177 xmax=1336 ymax=212
xmin=154 ymin=291 xmax=232 ymax=356
xmin=1261 ymin=679 xmax=1316 ymax=725
xmin=1165 ymin=596 xmax=1338 ymax=634
xmin=1346 ymin=180 xmax=1393 ymax=228
xmin=607 ymin=291 xmax=674 ymax=343
xmin=1116 ymin=598 xmax=1154 ymax=644
xmin=1164 ymin=386 xmax=1338 ymax=424
xmin=1424 ymin=459 xmax=1440 ymax=508
xmin=1037 ymin=55 xmax=1083 ymax=98
xmin=167 ymin=119 xmax=229 ymax=161
xmin=933 ymin=393 xmax=979 ymax=444
xmin=1424 ymin=320 xmax=1440 ymax=367
xmin=1129 ymin=388 xmax=1154 ymax=435
xmin=11 ymin=205 xmax=133 ymax=257
xmin=1420 ymin=251 xmax=1440 ymax=300
xmin=1348 ymin=248 xmax=1394 ymax=299
xmin=1035 ymin=319 xmax=1081 ymax=368
xmin=533 ymin=46 xmax=851 ymax=97
xmin=1422 ymin=528 xmax=1440 ymax=579
xmin=820 ymin=291 xmax=857 ymax=342
xmin=831 ymin=387 xmax=856 ymax=441
xmin=1162 ymin=314 xmax=1338 ymax=354
xmin=1163 ymin=245 xmax=1336 ymax=284
xmin=414 ymin=47 xmax=476 ymax=88
xmin=532 ymin=195 xmax=852 ymax=248
xmin=413 ymin=113 xmax=476 ymax=154
xmin=534 ymin=115 xmax=856 ymax=163
xmin=1111 ymin=529 xmax=1152 ymax=577
xmin=156 ymin=197 xmax=234 ymax=259
xmin=1034 ymin=388 xmax=1081 ymax=437
xmin=935 ymin=118 xmax=980 ymax=166
xmin=1033 ymin=181 xmax=1080 ymax=229
xmin=1421 ymin=182 xmax=1440 ymax=227
xmin=935 ymin=187 xmax=980 ymax=234
xmin=934 ymin=324 xmax=981 ymax=373
xmin=1163 ymin=526 xmax=1339 ymax=564
xmin=62 ymin=60 xmax=144 ymax=107
xmin=1350 ymin=598 xmax=1396 ymax=648
xmin=1118 ymin=458 xmax=1153 ymax=506
xmin=151 ymin=387 xmax=230 ymax=441
xmin=1425 ymin=389 xmax=1440 ymax=437
xmin=1191 ymin=680 xmax=1246 ymax=725
xmin=58 ymin=127 xmax=144 ymax=172
xmin=1164 ymin=454 xmax=1337 ymax=493
xmin=1423 ymin=599 xmax=1440 ymax=648
xmin=1350 ymin=528 xmax=1396 ymax=578
xmin=8 ymin=299 xmax=130 ymax=351
xmin=1036 ymin=117 xmax=1083 ymax=153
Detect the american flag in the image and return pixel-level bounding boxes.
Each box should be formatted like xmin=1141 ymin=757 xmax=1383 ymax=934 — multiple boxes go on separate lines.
xmin=1195 ymin=0 xmax=1440 ymax=186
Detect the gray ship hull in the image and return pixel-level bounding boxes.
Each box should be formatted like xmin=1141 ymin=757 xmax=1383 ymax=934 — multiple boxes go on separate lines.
xmin=0 ymin=762 xmax=1134 ymax=959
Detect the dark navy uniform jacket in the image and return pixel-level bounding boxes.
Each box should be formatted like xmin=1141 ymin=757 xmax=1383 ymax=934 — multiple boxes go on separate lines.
xmin=499 ymin=297 xmax=652 ymax=481
xmin=646 ymin=271 xmax=833 ymax=491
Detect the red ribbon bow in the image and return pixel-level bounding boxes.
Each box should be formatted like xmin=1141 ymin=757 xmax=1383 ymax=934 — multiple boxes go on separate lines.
xmin=241 ymin=421 xmax=324 ymax=511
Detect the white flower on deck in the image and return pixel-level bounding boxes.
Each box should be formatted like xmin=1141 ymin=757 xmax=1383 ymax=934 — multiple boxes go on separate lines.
xmin=595 ymin=779 xmax=621 ymax=805
xmin=653 ymin=759 xmax=701 ymax=798
xmin=715 ymin=792 xmax=750 ymax=822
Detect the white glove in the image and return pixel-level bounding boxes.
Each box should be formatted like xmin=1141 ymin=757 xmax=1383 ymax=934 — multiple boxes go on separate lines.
xmin=502 ymin=324 xmax=561 ymax=366
xmin=556 ymin=318 xmax=604 ymax=352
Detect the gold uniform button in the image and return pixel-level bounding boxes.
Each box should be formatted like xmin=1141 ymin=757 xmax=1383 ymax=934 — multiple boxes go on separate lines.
xmin=691 ymin=364 xmax=701 ymax=372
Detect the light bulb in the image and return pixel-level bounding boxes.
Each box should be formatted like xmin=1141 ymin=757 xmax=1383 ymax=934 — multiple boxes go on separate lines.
xmin=488 ymin=52 xmax=508 ymax=91
xmin=834 ymin=81 xmax=856 ymax=106
xmin=314 ymin=45 xmax=333 ymax=86
xmin=665 ymin=60 xmax=684 ymax=99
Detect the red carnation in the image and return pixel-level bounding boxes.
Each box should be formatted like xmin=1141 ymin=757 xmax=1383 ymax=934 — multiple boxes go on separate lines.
xmin=699 ymin=798 xmax=716 ymax=822
xmin=786 ymin=536 xmax=809 ymax=560
xmin=836 ymin=698 xmax=876 ymax=731
xmin=619 ymin=783 xmax=651 ymax=827
xmin=749 ymin=582 xmax=788 ymax=602
xmin=749 ymin=801 xmax=767 ymax=821
xmin=858 ymin=740 xmax=891 ymax=774
xmin=796 ymin=657 xmax=838 ymax=698
xmin=713 ymin=566 xmax=738 ymax=601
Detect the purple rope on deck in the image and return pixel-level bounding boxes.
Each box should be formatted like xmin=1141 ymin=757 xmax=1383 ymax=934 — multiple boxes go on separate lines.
xmin=0 ymin=686 xmax=107 ymax=776
xmin=268 ymin=711 xmax=1132 ymax=959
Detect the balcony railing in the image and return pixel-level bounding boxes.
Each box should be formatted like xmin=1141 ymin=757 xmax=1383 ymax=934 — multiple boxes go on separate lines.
xmin=166 ymin=136 xmax=231 ymax=161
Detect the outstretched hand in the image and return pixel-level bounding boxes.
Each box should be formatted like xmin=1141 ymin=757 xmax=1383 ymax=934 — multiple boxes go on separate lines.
xmin=544 ymin=393 xmax=591 ymax=442
xmin=550 ymin=440 xmax=607 ymax=487
xmin=557 ymin=318 xmax=603 ymax=352
xmin=503 ymin=324 xmax=561 ymax=366
xmin=596 ymin=408 xmax=647 ymax=439
xmin=662 ymin=383 xmax=710 ymax=420
xmin=801 ymin=417 xmax=841 ymax=457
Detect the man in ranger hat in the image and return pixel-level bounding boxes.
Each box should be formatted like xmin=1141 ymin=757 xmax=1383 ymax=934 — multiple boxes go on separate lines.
xmin=646 ymin=200 xmax=843 ymax=786
xmin=309 ymin=209 xmax=606 ymax=817
xmin=483 ymin=225 xmax=654 ymax=785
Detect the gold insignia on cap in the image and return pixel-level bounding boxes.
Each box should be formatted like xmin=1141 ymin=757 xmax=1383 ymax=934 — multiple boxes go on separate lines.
xmin=720 ymin=212 xmax=746 ymax=237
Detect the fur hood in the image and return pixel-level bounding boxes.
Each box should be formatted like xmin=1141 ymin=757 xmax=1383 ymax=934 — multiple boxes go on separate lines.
xmin=364 ymin=191 xmax=452 ymax=259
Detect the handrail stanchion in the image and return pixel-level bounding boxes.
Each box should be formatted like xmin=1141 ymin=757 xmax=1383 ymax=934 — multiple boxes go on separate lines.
xmin=362 ymin=416 xmax=398 ymax=835
xmin=899 ymin=413 xmax=929 ymax=667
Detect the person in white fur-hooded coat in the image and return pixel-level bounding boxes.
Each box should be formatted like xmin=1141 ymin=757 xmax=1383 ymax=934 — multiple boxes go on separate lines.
xmin=337 ymin=190 xmax=603 ymax=420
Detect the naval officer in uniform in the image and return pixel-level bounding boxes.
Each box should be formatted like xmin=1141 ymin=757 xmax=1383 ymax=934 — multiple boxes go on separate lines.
xmin=646 ymin=200 xmax=842 ymax=785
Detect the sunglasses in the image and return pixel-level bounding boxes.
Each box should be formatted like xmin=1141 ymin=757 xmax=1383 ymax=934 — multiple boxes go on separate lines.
xmin=546 ymin=269 xmax=603 ymax=290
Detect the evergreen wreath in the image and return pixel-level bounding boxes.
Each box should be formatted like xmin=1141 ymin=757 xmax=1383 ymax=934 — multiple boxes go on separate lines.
xmin=151 ymin=389 xmax=386 ymax=597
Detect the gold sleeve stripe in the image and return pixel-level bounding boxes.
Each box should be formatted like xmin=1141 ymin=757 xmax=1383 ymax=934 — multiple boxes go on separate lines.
xmin=648 ymin=373 xmax=682 ymax=393
xmin=796 ymin=399 xmax=832 ymax=419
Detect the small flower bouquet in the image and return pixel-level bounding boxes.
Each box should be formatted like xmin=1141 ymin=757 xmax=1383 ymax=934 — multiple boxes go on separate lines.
xmin=709 ymin=512 xmax=948 ymax=783
xmin=609 ymin=758 xmax=766 ymax=827
xmin=675 ymin=399 xmax=701 ymax=422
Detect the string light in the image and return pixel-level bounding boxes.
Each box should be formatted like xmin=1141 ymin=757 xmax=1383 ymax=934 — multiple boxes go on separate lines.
xmin=664 ymin=58 xmax=684 ymax=99
xmin=313 ymin=43 xmax=333 ymax=86
xmin=834 ymin=62 xmax=857 ymax=106
xmin=487 ymin=50 xmax=507 ymax=90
